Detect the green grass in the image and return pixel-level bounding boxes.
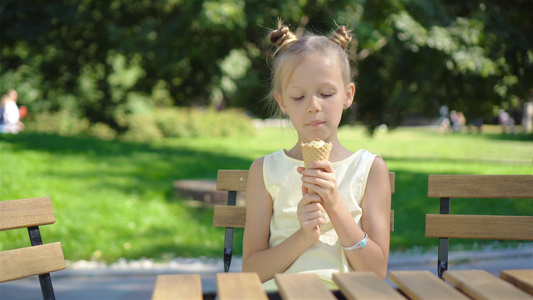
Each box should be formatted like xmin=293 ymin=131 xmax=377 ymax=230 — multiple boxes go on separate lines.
xmin=1 ymin=125 xmax=531 ymax=262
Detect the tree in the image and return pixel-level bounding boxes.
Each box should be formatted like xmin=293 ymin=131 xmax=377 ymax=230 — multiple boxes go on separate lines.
xmin=1 ymin=0 xmax=531 ymax=134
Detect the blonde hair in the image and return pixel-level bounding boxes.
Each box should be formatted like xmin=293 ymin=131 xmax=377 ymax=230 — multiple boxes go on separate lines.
xmin=266 ymin=21 xmax=354 ymax=117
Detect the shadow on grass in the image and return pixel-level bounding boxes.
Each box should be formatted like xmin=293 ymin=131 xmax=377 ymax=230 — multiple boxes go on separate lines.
xmin=2 ymin=132 xmax=253 ymax=197
xmin=2 ymin=132 xmax=254 ymax=260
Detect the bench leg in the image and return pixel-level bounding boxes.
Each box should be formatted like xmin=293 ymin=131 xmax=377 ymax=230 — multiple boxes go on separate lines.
xmin=437 ymin=197 xmax=451 ymax=279
xmin=438 ymin=238 xmax=448 ymax=279
xmin=39 ymin=273 xmax=56 ymax=300
xmin=224 ymin=227 xmax=234 ymax=272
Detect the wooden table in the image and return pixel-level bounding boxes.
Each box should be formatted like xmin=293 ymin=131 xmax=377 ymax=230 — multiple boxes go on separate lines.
xmin=152 ymin=269 xmax=533 ymax=300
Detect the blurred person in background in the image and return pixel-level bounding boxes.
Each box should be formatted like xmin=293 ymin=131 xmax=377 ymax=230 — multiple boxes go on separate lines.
xmin=0 ymin=89 xmax=24 ymax=134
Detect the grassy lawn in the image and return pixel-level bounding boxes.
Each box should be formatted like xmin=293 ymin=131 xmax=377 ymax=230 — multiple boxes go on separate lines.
xmin=1 ymin=125 xmax=531 ymax=263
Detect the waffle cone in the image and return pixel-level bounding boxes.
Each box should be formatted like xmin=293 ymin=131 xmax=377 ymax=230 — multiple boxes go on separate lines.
xmin=301 ymin=139 xmax=332 ymax=194
xmin=301 ymin=139 xmax=332 ymax=168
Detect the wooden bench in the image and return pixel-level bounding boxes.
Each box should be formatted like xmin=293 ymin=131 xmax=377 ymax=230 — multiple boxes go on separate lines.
xmin=0 ymin=196 xmax=66 ymax=300
xmin=152 ymin=269 xmax=533 ymax=299
xmin=500 ymin=269 xmax=533 ymax=295
xmin=213 ymin=170 xmax=396 ymax=272
xmin=426 ymin=174 xmax=533 ymax=278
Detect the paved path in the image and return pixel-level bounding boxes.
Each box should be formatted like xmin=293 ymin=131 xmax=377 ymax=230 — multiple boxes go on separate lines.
xmin=1 ymin=247 xmax=531 ymax=300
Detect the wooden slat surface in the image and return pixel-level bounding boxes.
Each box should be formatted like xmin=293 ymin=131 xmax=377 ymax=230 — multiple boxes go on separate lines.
xmin=389 ymin=172 xmax=395 ymax=194
xmin=0 ymin=197 xmax=55 ymax=231
xmin=213 ymin=206 xmax=246 ymax=228
xmin=213 ymin=206 xmax=396 ymax=232
xmin=217 ymin=272 xmax=268 ymax=300
xmin=217 ymin=170 xmax=396 ymax=193
xmin=0 ymin=242 xmax=66 ymax=282
xmin=428 ymin=175 xmax=533 ymax=198
xmin=444 ymin=270 xmax=532 ymax=299
xmin=390 ymin=210 xmax=394 ymax=232
xmin=275 ymin=273 xmax=336 ymax=300
xmin=500 ymin=269 xmax=533 ymax=295
xmin=425 ymin=214 xmax=533 ymax=240
xmin=151 ymin=274 xmax=202 ymax=300
xmin=389 ymin=270 xmax=469 ymax=300
xmin=217 ymin=170 xmax=249 ymax=191
xmin=333 ymin=272 xmax=406 ymax=300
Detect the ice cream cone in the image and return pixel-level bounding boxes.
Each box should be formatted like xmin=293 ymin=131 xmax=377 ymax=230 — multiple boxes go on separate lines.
xmin=301 ymin=139 xmax=332 ymax=193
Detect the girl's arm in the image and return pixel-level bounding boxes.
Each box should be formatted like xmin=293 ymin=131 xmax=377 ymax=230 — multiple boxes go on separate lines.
xmin=300 ymin=157 xmax=391 ymax=279
xmin=242 ymin=157 xmax=324 ymax=282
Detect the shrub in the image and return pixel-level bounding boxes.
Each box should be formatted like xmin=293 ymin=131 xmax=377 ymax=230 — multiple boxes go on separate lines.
xmin=24 ymin=106 xmax=255 ymax=142
xmin=120 ymin=113 xmax=164 ymax=142
xmin=155 ymin=107 xmax=193 ymax=138
xmin=25 ymin=111 xmax=90 ymax=136
xmin=88 ymin=123 xmax=117 ymax=140
xmin=120 ymin=107 xmax=255 ymax=141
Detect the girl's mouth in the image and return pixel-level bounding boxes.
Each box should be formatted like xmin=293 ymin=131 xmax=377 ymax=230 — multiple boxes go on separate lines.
xmin=307 ymin=120 xmax=325 ymax=127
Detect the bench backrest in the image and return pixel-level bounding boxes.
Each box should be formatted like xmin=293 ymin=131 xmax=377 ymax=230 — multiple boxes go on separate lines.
xmin=214 ymin=170 xmax=396 ymax=272
xmin=426 ymin=175 xmax=533 ymax=278
xmin=0 ymin=197 xmax=66 ymax=300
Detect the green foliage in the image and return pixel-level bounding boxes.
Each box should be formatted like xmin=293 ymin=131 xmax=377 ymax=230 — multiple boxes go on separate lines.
xmin=25 ymin=111 xmax=91 ymax=136
xmin=0 ymin=0 xmax=531 ymax=134
xmin=118 ymin=107 xmax=255 ymax=142
xmin=24 ymin=108 xmax=255 ymax=142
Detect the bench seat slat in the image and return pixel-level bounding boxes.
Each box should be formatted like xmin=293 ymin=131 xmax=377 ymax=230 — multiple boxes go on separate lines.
xmin=151 ymin=274 xmax=202 ymax=300
xmin=428 ymin=175 xmax=533 ymax=198
xmin=216 ymin=170 xmax=249 ymax=191
xmin=444 ymin=270 xmax=532 ymax=299
xmin=500 ymin=270 xmax=533 ymax=295
xmin=217 ymin=170 xmax=396 ymax=193
xmin=275 ymin=273 xmax=336 ymax=300
xmin=217 ymin=273 xmax=268 ymax=300
xmin=333 ymin=272 xmax=406 ymax=299
xmin=213 ymin=206 xmax=246 ymax=228
xmin=0 ymin=197 xmax=55 ymax=231
xmin=389 ymin=270 xmax=469 ymax=300
xmin=0 ymin=242 xmax=66 ymax=282
xmin=425 ymin=214 xmax=533 ymax=240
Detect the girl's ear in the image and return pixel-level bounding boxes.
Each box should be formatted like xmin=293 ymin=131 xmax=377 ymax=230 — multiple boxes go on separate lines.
xmin=344 ymin=83 xmax=356 ymax=109
xmin=275 ymin=91 xmax=287 ymax=114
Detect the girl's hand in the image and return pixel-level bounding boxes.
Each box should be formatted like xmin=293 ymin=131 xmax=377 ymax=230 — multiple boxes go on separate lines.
xmin=297 ymin=192 xmax=325 ymax=242
xmin=298 ymin=161 xmax=341 ymax=211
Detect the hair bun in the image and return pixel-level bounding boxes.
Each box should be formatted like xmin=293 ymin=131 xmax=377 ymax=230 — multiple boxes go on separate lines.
xmin=329 ymin=25 xmax=352 ymax=50
xmin=269 ymin=23 xmax=298 ymax=51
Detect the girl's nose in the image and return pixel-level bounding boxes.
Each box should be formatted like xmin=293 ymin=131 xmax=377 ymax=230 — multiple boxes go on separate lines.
xmin=307 ymin=96 xmax=321 ymax=113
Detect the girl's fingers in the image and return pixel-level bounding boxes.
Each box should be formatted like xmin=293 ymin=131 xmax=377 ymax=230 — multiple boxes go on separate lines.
xmin=309 ymin=161 xmax=334 ymax=173
xmin=299 ymin=192 xmax=322 ymax=205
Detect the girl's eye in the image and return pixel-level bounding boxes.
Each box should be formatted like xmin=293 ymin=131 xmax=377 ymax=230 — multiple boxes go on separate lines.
xmin=321 ymin=93 xmax=333 ymax=98
xmin=292 ymin=96 xmax=304 ymax=100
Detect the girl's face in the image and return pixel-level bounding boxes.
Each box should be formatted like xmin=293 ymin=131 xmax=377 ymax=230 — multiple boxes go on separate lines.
xmin=275 ymin=53 xmax=355 ymax=144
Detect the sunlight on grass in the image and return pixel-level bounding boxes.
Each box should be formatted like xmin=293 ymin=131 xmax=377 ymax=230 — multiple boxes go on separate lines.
xmin=0 ymin=125 xmax=531 ymax=262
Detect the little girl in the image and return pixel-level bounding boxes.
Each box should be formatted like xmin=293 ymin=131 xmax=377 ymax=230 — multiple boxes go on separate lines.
xmin=242 ymin=21 xmax=391 ymax=289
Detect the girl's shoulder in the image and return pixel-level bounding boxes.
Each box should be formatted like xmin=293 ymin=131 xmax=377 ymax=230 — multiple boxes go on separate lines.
xmin=249 ymin=156 xmax=265 ymax=174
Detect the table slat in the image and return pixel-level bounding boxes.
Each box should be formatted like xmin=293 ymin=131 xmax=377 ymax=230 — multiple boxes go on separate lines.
xmin=217 ymin=272 xmax=268 ymax=300
xmin=151 ymin=274 xmax=202 ymax=300
xmin=275 ymin=273 xmax=336 ymax=300
xmin=443 ymin=270 xmax=532 ymax=300
xmin=333 ymin=272 xmax=406 ymax=300
xmin=500 ymin=269 xmax=533 ymax=295
xmin=389 ymin=271 xmax=468 ymax=300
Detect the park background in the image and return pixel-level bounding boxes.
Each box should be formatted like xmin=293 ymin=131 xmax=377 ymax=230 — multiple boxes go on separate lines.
xmin=1 ymin=0 xmax=532 ymax=266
